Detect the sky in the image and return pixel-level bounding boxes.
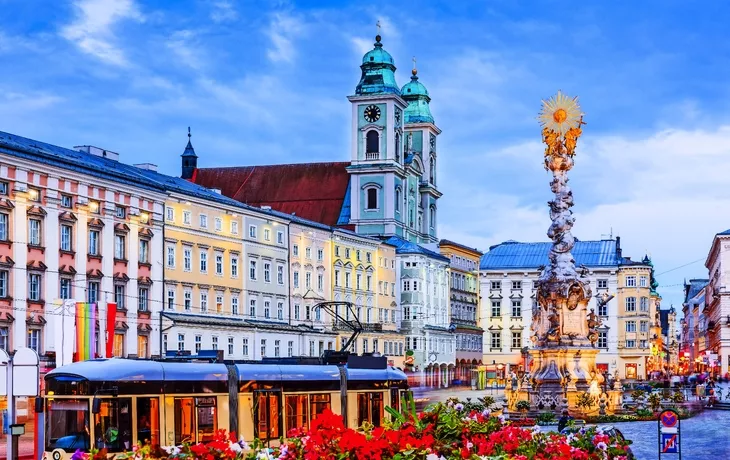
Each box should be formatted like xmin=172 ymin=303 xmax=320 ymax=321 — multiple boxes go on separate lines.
xmin=1 ymin=0 xmax=729 ymax=309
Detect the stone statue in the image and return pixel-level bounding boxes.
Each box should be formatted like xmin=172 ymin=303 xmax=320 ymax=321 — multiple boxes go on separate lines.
xmin=406 ymin=132 xmax=413 ymax=152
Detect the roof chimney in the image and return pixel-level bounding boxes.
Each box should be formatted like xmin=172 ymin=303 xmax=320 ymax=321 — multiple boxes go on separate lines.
xmin=74 ymin=145 xmax=120 ymax=161
xmin=134 ymin=163 xmax=158 ymax=172
xmin=616 ymin=236 xmax=622 ymax=259
xmin=211 ymin=188 xmax=221 ymax=194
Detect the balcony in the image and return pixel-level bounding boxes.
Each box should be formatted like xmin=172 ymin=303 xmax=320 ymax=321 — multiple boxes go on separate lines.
xmin=365 ymin=152 xmax=379 ymax=160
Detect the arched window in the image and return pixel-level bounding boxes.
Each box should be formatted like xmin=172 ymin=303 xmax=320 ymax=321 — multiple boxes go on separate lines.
xmin=429 ymin=156 xmax=436 ymax=185
xmin=366 ymin=131 xmax=379 ymax=154
xmin=366 ymin=187 xmax=378 ymax=210
xmin=430 ymin=205 xmax=436 ymax=229
xmin=395 ymin=187 xmax=401 ymax=212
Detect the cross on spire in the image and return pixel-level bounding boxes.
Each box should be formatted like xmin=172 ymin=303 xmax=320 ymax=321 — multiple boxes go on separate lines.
xmin=188 ymin=126 xmax=191 ymax=139
xmin=376 ymin=20 xmax=381 ymax=35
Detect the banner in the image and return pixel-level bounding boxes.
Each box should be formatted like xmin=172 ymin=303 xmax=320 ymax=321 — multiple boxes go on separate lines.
xmin=106 ymin=303 xmax=117 ymax=358
xmin=75 ymin=303 xmax=96 ymax=361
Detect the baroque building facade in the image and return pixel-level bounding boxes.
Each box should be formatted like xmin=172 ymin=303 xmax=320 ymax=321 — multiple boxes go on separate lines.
xmin=702 ymin=229 xmax=730 ymax=377
xmin=680 ymin=279 xmax=708 ymax=374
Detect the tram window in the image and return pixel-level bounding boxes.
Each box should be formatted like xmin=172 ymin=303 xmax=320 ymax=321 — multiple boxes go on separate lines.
xmin=255 ymin=392 xmax=280 ymax=440
xmin=174 ymin=398 xmax=195 ymax=444
xmin=196 ymin=397 xmax=217 ymax=442
xmin=356 ymin=393 xmax=384 ymax=427
xmin=136 ymin=397 xmax=159 ymax=446
xmin=46 ymin=399 xmax=90 ymax=451
xmin=285 ymin=395 xmax=308 ymax=432
xmin=309 ymin=394 xmax=331 ymax=422
xmin=94 ymin=398 xmax=132 ymax=451
xmin=389 ymin=389 xmax=400 ymax=412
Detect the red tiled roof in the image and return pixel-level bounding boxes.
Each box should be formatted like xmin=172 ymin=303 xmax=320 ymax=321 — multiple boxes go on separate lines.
xmin=191 ymin=162 xmax=351 ymax=226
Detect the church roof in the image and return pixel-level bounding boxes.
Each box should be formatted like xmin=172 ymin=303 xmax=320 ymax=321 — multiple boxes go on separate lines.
xmin=480 ymin=239 xmax=620 ymax=270
xmin=402 ymin=71 xmax=434 ymax=124
xmin=355 ymin=36 xmax=400 ymax=96
xmin=190 ymin=162 xmax=351 ymax=226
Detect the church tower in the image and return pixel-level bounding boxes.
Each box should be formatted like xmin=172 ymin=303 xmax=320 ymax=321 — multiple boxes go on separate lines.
xmin=347 ymin=26 xmax=435 ymax=242
xmin=181 ymin=127 xmax=198 ymax=180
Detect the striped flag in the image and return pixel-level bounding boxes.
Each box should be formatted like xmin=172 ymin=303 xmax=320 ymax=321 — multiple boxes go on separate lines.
xmin=75 ymin=303 xmax=97 ymax=361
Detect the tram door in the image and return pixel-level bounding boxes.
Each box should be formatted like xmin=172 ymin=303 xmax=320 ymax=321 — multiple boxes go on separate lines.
xmin=173 ymin=397 xmax=218 ymax=444
xmin=253 ymin=390 xmax=281 ymax=443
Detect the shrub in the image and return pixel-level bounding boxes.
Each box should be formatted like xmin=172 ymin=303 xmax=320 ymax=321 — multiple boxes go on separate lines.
xmin=516 ymin=400 xmax=531 ymax=412
xmin=537 ymin=412 xmax=556 ymax=425
xmin=672 ymin=391 xmax=685 ymax=403
xmin=576 ymin=392 xmax=597 ymax=415
xmin=631 ymin=389 xmax=646 ymax=401
xmin=647 ymin=393 xmax=662 ymax=412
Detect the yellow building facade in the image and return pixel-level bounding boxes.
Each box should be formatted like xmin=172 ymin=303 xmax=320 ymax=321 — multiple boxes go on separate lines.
xmin=616 ymin=263 xmax=657 ymax=380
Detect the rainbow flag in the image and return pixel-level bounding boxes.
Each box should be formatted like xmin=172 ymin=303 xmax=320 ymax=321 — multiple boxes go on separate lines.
xmin=75 ymin=302 xmax=96 ymax=361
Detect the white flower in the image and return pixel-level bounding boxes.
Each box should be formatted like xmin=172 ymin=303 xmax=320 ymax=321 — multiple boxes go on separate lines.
xmin=426 ymin=454 xmax=441 ymax=460
xmin=498 ymin=415 xmax=506 ymax=423
xmin=447 ymin=400 xmax=454 ymax=407
xmin=455 ymin=403 xmax=464 ymax=411
xmin=229 ymin=442 xmax=242 ymax=453
xmin=481 ymin=409 xmax=491 ymax=417
xmin=596 ymin=441 xmax=608 ymax=451
xmin=278 ymin=445 xmax=289 ymax=459
xmin=466 ymin=441 xmax=473 ymax=450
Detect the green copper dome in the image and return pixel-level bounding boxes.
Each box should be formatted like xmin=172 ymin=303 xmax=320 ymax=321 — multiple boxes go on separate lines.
xmin=355 ymin=35 xmax=401 ymax=96
xmin=402 ymin=70 xmax=434 ymax=124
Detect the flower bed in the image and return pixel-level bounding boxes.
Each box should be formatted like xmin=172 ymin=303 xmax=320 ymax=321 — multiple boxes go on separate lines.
xmin=78 ymin=402 xmax=634 ymax=460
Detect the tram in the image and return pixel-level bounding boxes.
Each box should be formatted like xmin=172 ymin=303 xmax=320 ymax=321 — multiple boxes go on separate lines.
xmin=42 ymin=352 xmax=409 ymax=459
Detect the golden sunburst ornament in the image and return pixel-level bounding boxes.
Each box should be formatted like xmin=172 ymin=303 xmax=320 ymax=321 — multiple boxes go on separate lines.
xmin=538 ymin=91 xmax=583 ymax=137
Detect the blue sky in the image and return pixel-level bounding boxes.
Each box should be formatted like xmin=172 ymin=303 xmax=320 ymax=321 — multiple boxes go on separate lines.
xmin=2 ymin=0 xmax=730 ymax=308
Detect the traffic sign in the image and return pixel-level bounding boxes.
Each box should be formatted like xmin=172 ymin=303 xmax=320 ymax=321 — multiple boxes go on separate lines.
xmin=661 ymin=433 xmax=679 ymax=453
xmin=658 ymin=408 xmax=681 ymax=458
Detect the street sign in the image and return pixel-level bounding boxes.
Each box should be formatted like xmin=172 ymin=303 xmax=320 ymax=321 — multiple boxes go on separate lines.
xmin=658 ymin=409 xmax=681 ymax=459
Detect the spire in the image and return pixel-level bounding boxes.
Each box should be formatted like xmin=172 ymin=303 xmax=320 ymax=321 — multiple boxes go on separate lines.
xmin=355 ymin=21 xmax=400 ymax=96
xmin=401 ymin=56 xmax=434 ymax=124
xmin=181 ymin=126 xmax=198 ymax=180
xmin=412 ymin=56 xmax=418 ymax=77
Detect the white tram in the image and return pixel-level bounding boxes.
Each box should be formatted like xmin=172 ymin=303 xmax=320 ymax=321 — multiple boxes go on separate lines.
xmin=42 ymin=353 xmax=409 ymax=459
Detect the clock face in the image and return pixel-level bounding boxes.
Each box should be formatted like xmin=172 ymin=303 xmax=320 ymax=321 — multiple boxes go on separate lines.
xmin=364 ymin=105 xmax=381 ymax=123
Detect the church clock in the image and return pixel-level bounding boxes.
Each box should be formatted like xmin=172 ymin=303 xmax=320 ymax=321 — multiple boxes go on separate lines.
xmin=364 ymin=105 xmax=381 ymax=123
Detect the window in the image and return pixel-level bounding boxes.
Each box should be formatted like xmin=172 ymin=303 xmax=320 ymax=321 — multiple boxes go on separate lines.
xmin=305 ymin=247 xmax=311 ymax=259
xmin=277 ymin=266 xmax=284 ymax=284
xmin=200 ymin=292 xmax=208 ymax=313
xmin=167 ymin=245 xmax=176 ymax=267
xmin=162 ymin=334 xmax=168 ymax=353
xmin=511 ymin=331 xmax=521 ymax=348
xmin=167 ymin=288 xmax=175 ymax=310
xmin=626 ymin=321 xmax=636 ymax=332
xmin=366 ymin=252 xmax=371 ymax=263
xmin=264 ymin=229 xmax=271 ymax=241
xmin=317 ymin=248 xmax=324 ymax=261
xmin=216 ymin=254 xmax=223 ymax=275
xmin=625 ymin=297 xmax=636 ymax=312
xmin=306 ymin=272 xmax=312 ymax=289
xmin=27 ymin=329 xmax=40 ymax=352
xmin=366 ymin=130 xmax=379 ymax=153
xmin=639 ymin=276 xmax=648 ymax=287
xmin=138 ymin=287 xmax=149 ymax=312
xmin=293 ymin=271 xmax=299 ymax=288
xmin=183 ymin=247 xmax=192 ymax=271
xmin=215 ymin=293 xmax=223 ymax=312
xmin=231 ymin=221 xmax=239 ymax=234
xmin=598 ymin=331 xmax=607 ymax=348
xmin=345 ymin=248 xmax=351 ymax=259
xmin=0 ymin=327 xmax=7 ymax=350
xmin=598 ymin=279 xmax=608 ymax=289
xmin=0 ymin=213 xmax=7 ymax=241
xmin=249 ymin=260 xmax=257 ymax=280
xmin=395 ymin=188 xmax=401 ymax=211
xmin=335 ymin=246 xmax=340 ymax=257
xmin=490 ymin=332 xmax=501 ymax=349
xmin=264 ymin=263 xmax=271 ymax=282
xmin=242 ymin=338 xmax=249 ymax=356
xmin=232 ymin=296 xmax=239 ymax=315
xmin=212 ymin=336 xmax=218 ymax=350
xmin=356 ymin=274 xmax=361 ymax=290
xmin=0 ymin=182 xmax=7 ymax=196
xmin=61 ymin=225 xmax=73 ymax=251
xmin=195 ymin=335 xmax=202 ymax=353
xmin=183 ymin=210 xmax=191 ymax=225
xmin=215 ymin=217 xmax=222 ymax=231
xmin=288 ymin=341 xmax=293 ymax=357
xmin=293 ymin=244 xmax=299 ymax=256
xmin=511 ymin=300 xmax=521 ymax=317
xmin=249 ymin=225 xmax=257 ymax=238
xmin=294 ymin=304 xmax=300 ymax=320
xmin=625 ymin=340 xmax=636 ymax=348
xmin=249 ymin=299 xmax=256 ymax=317
xmin=60 ymin=278 xmax=71 ymax=299
xmin=114 ymin=234 xmax=126 ymax=259
xmin=264 ymin=301 xmax=271 ymax=319
xmin=491 ymin=300 xmax=501 ymax=317
xmin=356 ymin=250 xmax=361 ymax=261
xmin=87 ymin=281 xmax=99 ymax=304
xmin=640 ymin=297 xmax=649 ymax=312
xmin=511 ymin=281 xmax=522 ymax=290
xmin=277 ymin=231 xmax=284 ymax=244
xmin=178 ymin=333 xmax=185 ymax=351
xmin=184 ymin=289 xmax=192 ymax=310
xmin=199 ymin=214 xmax=208 ymax=229
xmin=88 ymin=230 xmax=100 ymax=255
xmin=625 ymin=276 xmax=636 ymax=287
xmin=640 ymin=340 xmax=648 ymax=349
xmin=230 ymin=255 xmax=238 ymax=277
xmin=166 ymin=206 xmax=174 ymax=221
xmin=115 ymin=206 xmax=126 ymax=218
xmin=29 ymin=219 xmax=41 ymax=246
xmin=139 ymin=239 xmax=149 ymax=264
xmin=114 ymin=285 xmax=125 ymax=309
xmin=89 ymin=200 xmax=100 ymax=214
xmin=260 ymin=339 xmax=266 ymax=357
xmin=278 ymin=301 xmax=284 ymax=320
xmin=598 ymin=300 xmax=608 ymax=317
xmin=274 ymin=340 xmax=280 ymax=357
xmin=366 ymin=188 xmax=378 ymax=210
xmin=334 ymin=270 xmax=340 ymax=287
xmin=28 ymin=273 xmax=41 ymax=301
xmin=345 ymin=272 xmax=351 ymax=288
xmin=318 ymin=274 xmax=324 ymax=291
xmin=228 ymin=337 xmax=234 ymax=355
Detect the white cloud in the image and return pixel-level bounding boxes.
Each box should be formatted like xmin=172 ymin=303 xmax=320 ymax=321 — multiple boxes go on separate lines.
xmin=167 ymin=30 xmax=205 ymax=70
xmin=210 ymin=1 xmax=238 ymax=23
xmin=265 ymin=13 xmax=305 ymax=64
xmin=61 ymin=0 xmax=143 ymax=66
xmin=0 ymin=90 xmax=63 ymax=112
